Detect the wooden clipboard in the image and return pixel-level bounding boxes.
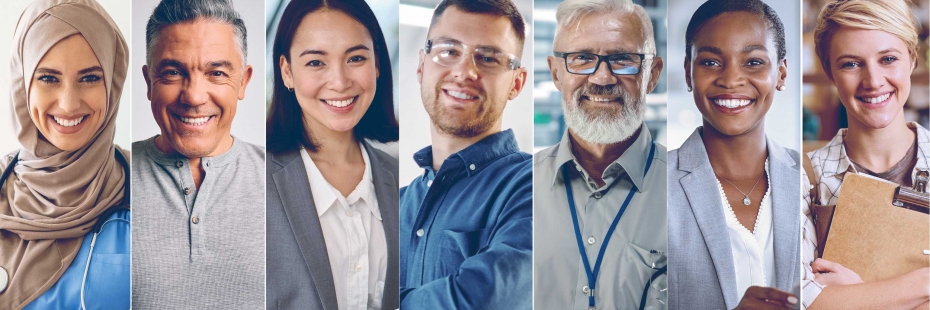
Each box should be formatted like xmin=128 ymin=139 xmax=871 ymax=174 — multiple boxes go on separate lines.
xmin=822 ymin=172 xmax=930 ymax=282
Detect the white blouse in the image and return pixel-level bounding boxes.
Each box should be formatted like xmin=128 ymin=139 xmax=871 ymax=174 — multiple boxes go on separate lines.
xmin=716 ymin=160 xmax=776 ymax=302
xmin=301 ymin=143 xmax=387 ymax=310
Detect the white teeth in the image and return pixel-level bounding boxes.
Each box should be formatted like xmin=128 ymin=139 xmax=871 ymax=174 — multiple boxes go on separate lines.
xmin=447 ymin=90 xmax=476 ymax=100
xmin=860 ymin=93 xmax=891 ymax=104
xmin=54 ymin=116 xmax=85 ymax=127
xmin=588 ymin=97 xmax=613 ymax=102
xmin=179 ymin=116 xmax=210 ymax=125
xmin=324 ymin=97 xmax=355 ymax=108
xmin=713 ymin=99 xmax=752 ymax=108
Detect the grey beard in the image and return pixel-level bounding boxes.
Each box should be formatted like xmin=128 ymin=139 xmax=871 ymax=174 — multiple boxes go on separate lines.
xmin=563 ymin=85 xmax=644 ymax=145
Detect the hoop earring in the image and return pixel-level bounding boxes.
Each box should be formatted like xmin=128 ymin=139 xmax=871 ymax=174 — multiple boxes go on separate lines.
xmin=777 ymin=85 xmax=785 ymax=91
xmin=687 ymin=86 xmax=692 ymax=92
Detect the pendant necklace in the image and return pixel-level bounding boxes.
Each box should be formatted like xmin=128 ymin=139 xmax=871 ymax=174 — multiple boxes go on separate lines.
xmin=718 ymin=171 xmax=765 ymax=205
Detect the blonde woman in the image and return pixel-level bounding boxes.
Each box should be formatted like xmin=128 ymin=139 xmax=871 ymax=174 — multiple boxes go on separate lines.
xmin=802 ymin=0 xmax=929 ymax=309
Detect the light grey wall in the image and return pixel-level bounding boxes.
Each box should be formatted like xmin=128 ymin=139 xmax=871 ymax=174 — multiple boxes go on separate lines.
xmin=398 ymin=0 xmax=535 ymax=187
xmin=131 ymin=0 xmax=266 ymax=145
xmin=0 ymin=0 xmax=132 ymax=156
xmin=666 ymin=0 xmax=801 ymax=150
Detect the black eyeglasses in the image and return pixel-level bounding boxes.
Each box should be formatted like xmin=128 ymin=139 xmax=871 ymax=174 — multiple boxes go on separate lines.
xmin=553 ymin=52 xmax=654 ymax=75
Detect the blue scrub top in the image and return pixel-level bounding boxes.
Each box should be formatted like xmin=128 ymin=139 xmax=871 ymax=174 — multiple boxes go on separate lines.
xmin=24 ymin=209 xmax=130 ymax=310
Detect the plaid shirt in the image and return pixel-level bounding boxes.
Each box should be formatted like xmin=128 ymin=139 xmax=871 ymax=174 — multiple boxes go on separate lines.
xmin=800 ymin=122 xmax=930 ymax=308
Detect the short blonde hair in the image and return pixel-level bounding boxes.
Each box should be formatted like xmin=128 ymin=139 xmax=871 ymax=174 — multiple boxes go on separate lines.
xmin=813 ymin=0 xmax=919 ymax=80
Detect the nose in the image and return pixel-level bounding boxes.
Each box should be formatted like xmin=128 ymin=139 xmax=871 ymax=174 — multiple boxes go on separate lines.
xmin=861 ymin=64 xmax=885 ymax=90
xmin=450 ymin=54 xmax=479 ymax=82
xmin=180 ymin=75 xmax=208 ymax=106
xmin=57 ymin=84 xmax=83 ymax=113
xmin=587 ymin=59 xmax=619 ymax=86
xmin=715 ymin=63 xmax=745 ymax=89
xmin=326 ymin=63 xmax=353 ymax=93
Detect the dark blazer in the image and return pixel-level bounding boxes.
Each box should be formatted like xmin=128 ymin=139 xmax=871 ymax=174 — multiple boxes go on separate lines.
xmin=266 ymin=140 xmax=400 ymax=310
xmin=667 ymin=128 xmax=801 ymax=309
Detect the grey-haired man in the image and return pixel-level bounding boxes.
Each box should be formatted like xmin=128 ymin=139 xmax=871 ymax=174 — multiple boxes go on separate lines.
xmin=131 ymin=0 xmax=263 ymax=308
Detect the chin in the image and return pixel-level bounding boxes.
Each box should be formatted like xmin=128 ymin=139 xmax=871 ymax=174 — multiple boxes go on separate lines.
xmin=171 ymin=136 xmax=219 ymax=158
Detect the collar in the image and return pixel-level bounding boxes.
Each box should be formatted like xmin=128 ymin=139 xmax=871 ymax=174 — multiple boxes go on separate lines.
xmin=143 ymin=135 xmax=243 ymax=168
xmin=412 ymin=129 xmax=521 ymax=177
xmin=816 ymin=122 xmax=930 ymax=178
xmin=677 ymin=127 xmax=794 ymax=172
xmin=551 ymin=123 xmax=653 ymax=192
xmin=301 ymin=143 xmax=381 ymax=220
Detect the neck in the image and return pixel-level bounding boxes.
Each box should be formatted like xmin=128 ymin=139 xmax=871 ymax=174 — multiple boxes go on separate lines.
xmin=569 ymin=126 xmax=640 ymax=186
xmin=844 ymin=114 xmax=913 ymax=172
xmin=429 ymin=121 xmax=500 ymax=172
xmin=153 ymin=134 xmax=233 ymax=190
xmin=305 ymin=117 xmax=361 ymax=164
xmin=702 ymin=122 xmax=767 ymax=180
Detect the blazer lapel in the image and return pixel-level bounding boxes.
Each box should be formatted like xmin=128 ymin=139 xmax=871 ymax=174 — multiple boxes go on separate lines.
xmin=766 ymin=139 xmax=801 ymax=292
xmin=271 ymin=151 xmax=339 ymax=310
xmin=678 ymin=130 xmax=740 ymax=309
xmin=365 ymin=142 xmax=400 ymax=309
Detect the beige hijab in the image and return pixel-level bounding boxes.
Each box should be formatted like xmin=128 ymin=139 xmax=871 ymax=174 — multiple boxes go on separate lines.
xmin=0 ymin=0 xmax=128 ymax=308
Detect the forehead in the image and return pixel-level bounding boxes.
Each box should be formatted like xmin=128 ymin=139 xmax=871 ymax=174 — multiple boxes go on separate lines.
xmin=828 ymin=26 xmax=908 ymax=58
xmin=40 ymin=34 xmax=100 ymax=68
xmin=554 ymin=11 xmax=646 ymax=53
xmin=429 ymin=6 xmax=521 ymax=54
xmin=293 ymin=9 xmax=372 ymax=52
xmin=151 ymin=19 xmax=242 ymax=64
xmin=692 ymin=11 xmax=773 ymax=52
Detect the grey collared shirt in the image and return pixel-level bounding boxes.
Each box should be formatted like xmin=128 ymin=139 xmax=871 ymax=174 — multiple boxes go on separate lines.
xmin=131 ymin=136 xmax=265 ymax=309
xmin=533 ymin=126 xmax=668 ymax=310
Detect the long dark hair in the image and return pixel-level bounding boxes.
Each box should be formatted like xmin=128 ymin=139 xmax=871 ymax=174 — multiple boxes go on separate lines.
xmin=267 ymin=0 xmax=398 ymax=154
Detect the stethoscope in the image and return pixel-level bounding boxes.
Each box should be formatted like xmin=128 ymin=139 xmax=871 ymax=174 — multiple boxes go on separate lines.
xmin=0 ymin=149 xmax=130 ymax=309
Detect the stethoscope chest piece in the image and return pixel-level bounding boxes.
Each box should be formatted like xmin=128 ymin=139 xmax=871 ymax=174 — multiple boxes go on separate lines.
xmin=0 ymin=266 xmax=8 ymax=293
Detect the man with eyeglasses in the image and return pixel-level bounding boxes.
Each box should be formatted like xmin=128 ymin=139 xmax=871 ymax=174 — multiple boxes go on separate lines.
xmin=399 ymin=0 xmax=531 ymax=308
xmin=533 ymin=0 xmax=667 ymax=309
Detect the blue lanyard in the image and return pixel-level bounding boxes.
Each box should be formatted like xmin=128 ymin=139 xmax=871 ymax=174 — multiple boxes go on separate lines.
xmin=562 ymin=141 xmax=656 ymax=309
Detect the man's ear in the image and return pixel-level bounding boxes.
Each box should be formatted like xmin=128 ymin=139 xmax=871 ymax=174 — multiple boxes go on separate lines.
xmin=646 ymin=56 xmax=664 ymax=93
xmin=142 ymin=65 xmax=152 ymax=100
xmin=508 ymin=67 xmax=528 ymax=100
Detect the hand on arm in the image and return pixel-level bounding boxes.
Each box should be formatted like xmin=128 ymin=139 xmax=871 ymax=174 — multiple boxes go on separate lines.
xmin=734 ymin=286 xmax=799 ymax=310
xmin=809 ymin=266 xmax=930 ymax=310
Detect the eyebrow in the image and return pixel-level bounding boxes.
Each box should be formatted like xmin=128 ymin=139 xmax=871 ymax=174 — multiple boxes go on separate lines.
xmin=207 ymin=60 xmax=234 ymax=71
xmin=34 ymin=67 xmax=62 ymax=75
xmin=432 ymin=36 xmax=505 ymax=53
xmin=697 ymin=46 xmax=724 ymax=55
xmin=78 ymin=66 xmax=103 ymax=75
xmin=299 ymin=49 xmax=326 ymax=57
xmin=345 ymin=44 xmax=371 ymax=54
xmin=742 ymin=45 xmax=768 ymax=53
xmin=156 ymin=59 xmax=185 ymax=71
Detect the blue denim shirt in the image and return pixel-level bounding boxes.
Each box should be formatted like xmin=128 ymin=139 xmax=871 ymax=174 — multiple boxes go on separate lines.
xmin=400 ymin=129 xmax=532 ymax=309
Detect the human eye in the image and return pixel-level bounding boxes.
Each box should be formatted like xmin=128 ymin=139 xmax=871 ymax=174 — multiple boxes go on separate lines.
xmin=160 ymin=69 xmax=182 ymax=78
xmin=80 ymin=74 xmax=102 ymax=83
xmin=208 ymin=71 xmax=229 ymax=78
xmin=746 ymin=59 xmax=765 ymax=66
xmin=839 ymin=61 xmax=861 ymax=69
xmin=569 ymin=53 xmax=594 ymax=62
xmin=36 ymin=75 xmax=59 ymax=84
xmin=348 ymin=55 xmax=368 ymax=63
xmin=306 ymin=60 xmax=325 ymax=67
xmin=880 ymin=56 xmax=898 ymax=65
xmin=699 ymin=59 xmax=720 ymax=67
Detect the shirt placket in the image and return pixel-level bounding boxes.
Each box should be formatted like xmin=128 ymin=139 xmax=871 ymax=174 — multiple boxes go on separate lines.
xmin=174 ymin=158 xmax=200 ymax=258
xmin=410 ymin=167 xmax=455 ymax=285
xmin=188 ymin=158 xmax=216 ymax=258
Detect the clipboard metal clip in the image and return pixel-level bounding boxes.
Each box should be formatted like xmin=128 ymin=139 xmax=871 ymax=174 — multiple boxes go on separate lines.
xmin=892 ymin=169 xmax=929 ymax=214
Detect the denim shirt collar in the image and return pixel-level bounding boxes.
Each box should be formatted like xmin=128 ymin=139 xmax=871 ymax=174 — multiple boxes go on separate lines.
xmin=413 ymin=129 xmax=520 ymax=177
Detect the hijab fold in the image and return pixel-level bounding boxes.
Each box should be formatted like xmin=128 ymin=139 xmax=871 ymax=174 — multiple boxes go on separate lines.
xmin=0 ymin=0 xmax=128 ymax=308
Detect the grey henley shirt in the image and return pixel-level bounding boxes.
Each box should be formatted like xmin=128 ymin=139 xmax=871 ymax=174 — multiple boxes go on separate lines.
xmin=131 ymin=136 xmax=265 ymax=309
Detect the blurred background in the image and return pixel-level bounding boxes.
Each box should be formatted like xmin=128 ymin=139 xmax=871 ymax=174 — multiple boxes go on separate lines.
xmin=398 ymin=0 xmax=534 ymax=187
xmin=802 ymin=0 xmax=930 ymax=153
xmin=667 ymin=0 xmax=801 ymax=151
xmin=0 ymin=0 xmax=131 ymax=156
xmin=266 ymin=0 xmax=399 ymax=157
xmin=534 ymin=0 xmax=668 ymax=152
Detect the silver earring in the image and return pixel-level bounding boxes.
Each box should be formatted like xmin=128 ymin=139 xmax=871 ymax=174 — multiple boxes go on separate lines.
xmin=687 ymin=86 xmax=692 ymax=92
xmin=777 ymin=85 xmax=785 ymax=91
xmin=288 ymin=87 xmax=294 ymax=92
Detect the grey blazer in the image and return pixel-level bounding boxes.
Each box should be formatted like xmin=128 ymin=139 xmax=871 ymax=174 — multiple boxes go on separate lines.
xmin=266 ymin=141 xmax=400 ymax=310
xmin=668 ymin=128 xmax=800 ymax=310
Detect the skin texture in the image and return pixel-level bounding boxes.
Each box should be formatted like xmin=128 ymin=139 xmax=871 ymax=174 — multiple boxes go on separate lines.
xmin=28 ymin=34 xmax=107 ymax=151
xmin=279 ymin=9 xmax=376 ymax=197
xmin=808 ymin=27 xmax=928 ymax=310
xmin=416 ymin=7 xmax=527 ymax=171
xmin=547 ymin=11 xmax=663 ymax=187
xmin=143 ymin=19 xmax=253 ymax=188
xmin=683 ymin=12 xmax=794 ymax=309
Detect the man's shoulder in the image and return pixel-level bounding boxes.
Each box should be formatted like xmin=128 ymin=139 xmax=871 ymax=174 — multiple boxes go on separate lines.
xmin=532 ymin=143 xmax=559 ymax=166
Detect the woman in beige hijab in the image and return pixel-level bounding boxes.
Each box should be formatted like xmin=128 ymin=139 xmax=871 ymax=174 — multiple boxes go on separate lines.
xmin=0 ymin=0 xmax=130 ymax=309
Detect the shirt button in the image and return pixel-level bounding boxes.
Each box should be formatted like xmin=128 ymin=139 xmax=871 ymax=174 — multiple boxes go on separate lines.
xmin=346 ymin=211 xmax=354 ymax=217
xmin=0 ymin=266 xmax=8 ymax=293
xmin=593 ymin=192 xmax=602 ymax=199
xmin=416 ymin=229 xmax=425 ymax=237
xmin=582 ymin=285 xmax=590 ymax=294
xmin=183 ymin=188 xmax=191 ymax=195
xmin=205 ymin=161 xmax=210 ymax=167
xmin=175 ymin=161 xmax=183 ymax=168
xmin=469 ymin=164 xmax=476 ymax=171
xmin=427 ymin=180 xmax=433 ymax=187
xmin=191 ymin=216 xmax=200 ymax=224
xmin=354 ymin=264 xmax=363 ymax=272
xmin=587 ymin=236 xmax=596 ymax=245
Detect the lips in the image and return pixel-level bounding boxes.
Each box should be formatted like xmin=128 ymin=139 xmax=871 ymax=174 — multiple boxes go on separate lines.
xmin=53 ymin=115 xmax=86 ymax=127
xmin=322 ymin=96 xmax=357 ymax=108
xmin=583 ymin=95 xmax=619 ymax=103
xmin=446 ymin=90 xmax=477 ymax=100
xmin=174 ymin=114 xmax=214 ymax=128
xmin=713 ymin=99 xmax=752 ymax=108
xmin=857 ymin=92 xmax=892 ymax=104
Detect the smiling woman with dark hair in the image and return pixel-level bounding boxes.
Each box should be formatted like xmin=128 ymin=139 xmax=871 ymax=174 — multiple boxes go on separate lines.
xmin=264 ymin=0 xmax=399 ymax=309
xmin=667 ymin=0 xmax=801 ymax=309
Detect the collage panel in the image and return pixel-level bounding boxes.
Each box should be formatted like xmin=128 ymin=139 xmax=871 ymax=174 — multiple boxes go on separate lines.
xmin=0 ymin=0 xmax=132 ymax=308
xmin=532 ymin=0 xmax=669 ymax=309
xmin=666 ymin=0 xmax=803 ymax=309
xmin=398 ymin=0 xmax=534 ymax=308
xmin=263 ymin=0 xmax=400 ymax=309
xmin=800 ymin=0 xmax=930 ymax=308
xmin=130 ymin=0 xmax=266 ymax=308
